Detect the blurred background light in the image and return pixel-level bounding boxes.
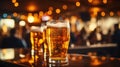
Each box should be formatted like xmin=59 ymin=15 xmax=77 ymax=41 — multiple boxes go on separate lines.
xmin=14 ymin=2 xmax=19 ymax=7
xmin=12 ymin=0 xmax=16 ymax=3
xmin=103 ymin=0 xmax=107 ymax=4
xmin=19 ymin=20 xmax=26 ymax=26
xmin=47 ymin=10 xmax=52 ymax=15
xmin=56 ymin=8 xmax=61 ymax=14
xmin=42 ymin=15 xmax=50 ymax=21
xmin=39 ymin=11 xmax=44 ymax=17
xmin=27 ymin=4 xmax=37 ymax=12
xmin=3 ymin=13 xmax=8 ymax=18
xmin=0 ymin=19 xmax=15 ymax=29
xmin=27 ymin=15 xmax=34 ymax=23
xmin=48 ymin=7 xmax=53 ymax=11
xmin=76 ymin=2 xmax=80 ymax=7
xmin=110 ymin=11 xmax=114 ymax=16
xmin=88 ymin=0 xmax=93 ymax=3
xmin=13 ymin=12 xmax=18 ymax=17
xmin=62 ymin=5 xmax=68 ymax=10
xmin=101 ymin=11 xmax=105 ymax=17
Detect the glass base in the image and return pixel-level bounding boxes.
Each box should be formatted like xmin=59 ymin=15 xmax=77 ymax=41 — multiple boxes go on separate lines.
xmin=48 ymin=57 xmax=69 ymax=66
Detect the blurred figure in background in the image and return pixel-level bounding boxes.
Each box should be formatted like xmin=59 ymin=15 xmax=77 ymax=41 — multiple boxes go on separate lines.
xmin=101 ymin=29 xmax=112 ymax=44
xmin=88 ymin=26 xmax=102 ymax=44
xmin=76 ymin=27 xmax=87 ymax=46
xmin=111 ymin=23 xmax=120 ymax=57
xmin=0 ymin=24 xmax=9 ymax=46
xmin=0 ymin=28 xmax=25 ymax=48
xmin=22 ymin=24 xmax=32 ymax=48
xmin=112 ymin=24 xmax=120 ymax=44
xmin=70 ymin=32 xmax=76 ymax=46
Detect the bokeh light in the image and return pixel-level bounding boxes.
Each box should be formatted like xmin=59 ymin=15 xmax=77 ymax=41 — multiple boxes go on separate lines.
xmin=19 ymin=20 xmax=26 ymax=26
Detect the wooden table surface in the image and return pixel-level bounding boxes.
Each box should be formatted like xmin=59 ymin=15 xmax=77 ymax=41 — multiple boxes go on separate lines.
xmin=0 ymin=48 xmax=120 ymax=67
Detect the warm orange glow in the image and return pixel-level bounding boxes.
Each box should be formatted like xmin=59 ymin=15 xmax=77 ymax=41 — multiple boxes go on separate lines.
xmin=117 ymin=11 xmax=120 ymax=16
xmin=91 ymin=0 xmax=100 ymax=5
xmin=39 ymin=11 xmax=44 ymax=17
xmin=90 ymin=7 xmax=101 ymax=17
xmin=110 ymin=11 xmax=114 ymax=16
xmin=49 ymin=7 xmax=53 ymax=11
xmin=34 ymin=13 xmax=38 ymax=16
xmin=93 ymin=7 xmax=100 ymax=13
xmin=56 ymin=8 xmax=61 ymax=14
xmin=27 ymin=5 xmax=36 ymax=12
xmin=14 ymin=2 xmax=19 ymax=7
xmin=70 ymin=16 xmax=77 ymax=33
xmin=7 ymin=15 xmax=11 ymax=19
xmin=33 ymin=13 xmax=40 ymax=22
xmin=88 ymin=52 xmax=93 ymax=56
xmin=13 ymin=12 xmax=17 ymax=17
xmin=47 ymin=10 xmax=52 ymax=15
xmin=20 ymin=15 xmax=26 ymax=20
xmin=101 ymin=56 xmax=106 ymax=61
xmin=88 ymin=0 xmax=93 ymax=3
xmin=71 ymin=56 xmax=76 ymax=61
xmin=103 ymin=0 xmax=107 ymax=4
xmin=93 ymin=8 xmax=99 ymax=15
xmin=90 ymin=56 xmax=97 ymax=60
xmin=29 ymin=58 xmax=34 ymax=64
xmin=2 ymin=24 xmax=8 ymax=34
xmin=62 ymin=5 xmax=67 ymax=10
xmin=76 ymin=2 xmax=80 ymax=7
xmin=70 ymin=16 xmax=77 ymax=24
xmin=78 ymin=56 xmax=83 ymax=60
xmin=91 ymin=59 xmax=101 ymax=66
xmin=110 ymin=57 xmax=115 ymax=60
xmin=29 ymin=55 xmax=38 ymax=64
xmin=90 ymin=56 xmax=101 ymax=66
xmin=12 ymin=0 xmax=16 ymax=3
xmin=101 ymin=11 xmax=105 ymax=16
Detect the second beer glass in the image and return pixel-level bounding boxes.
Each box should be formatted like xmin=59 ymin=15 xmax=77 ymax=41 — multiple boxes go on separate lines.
xmin=46 ymin=20 xmax=70 ymax=66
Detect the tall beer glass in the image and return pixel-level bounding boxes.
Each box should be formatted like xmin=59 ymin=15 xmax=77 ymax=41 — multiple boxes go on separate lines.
xmin=30 ymin=26 xmax=44 ymax=66
xmin=46 ymin=20 xmax=70 ymax=65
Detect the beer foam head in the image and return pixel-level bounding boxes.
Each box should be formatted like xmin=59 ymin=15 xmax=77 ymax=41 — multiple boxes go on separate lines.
xmin=47 ymin=20 xmax=70 ymax=28
xmin=30 ymin=26 xmax=43 ymax=32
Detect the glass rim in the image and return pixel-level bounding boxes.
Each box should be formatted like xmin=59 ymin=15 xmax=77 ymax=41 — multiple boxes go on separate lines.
xmin=46 ymin=20 xmax=70 ymax=28
xmin=30 ymin=26 xmax=44 ymax=32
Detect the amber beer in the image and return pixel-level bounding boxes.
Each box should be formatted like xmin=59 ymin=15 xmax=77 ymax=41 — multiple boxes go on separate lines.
xmin=30 ymin=31 xmax=44 ymax=49
xmin=46 ymin=20 xmax=70 ymax=65
xmin=30 ymin=26 xmax=44 ymax=56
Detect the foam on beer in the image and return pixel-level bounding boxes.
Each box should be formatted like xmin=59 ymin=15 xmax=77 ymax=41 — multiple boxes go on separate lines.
xmin=30 ymin=26 xmax=43 ymax=32
xmin=47 ymin=21 xmax=70 ymax=28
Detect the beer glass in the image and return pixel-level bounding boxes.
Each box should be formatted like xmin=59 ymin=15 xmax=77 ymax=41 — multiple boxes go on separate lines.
xmin=30 ymin=26 xmax=44 ymax=66
xmin=46 ymin=20 xmax=70 ymax=66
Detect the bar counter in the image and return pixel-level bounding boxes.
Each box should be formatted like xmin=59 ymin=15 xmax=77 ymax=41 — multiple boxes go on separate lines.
xmin=0 ymin=48 xmax=120 ymax=67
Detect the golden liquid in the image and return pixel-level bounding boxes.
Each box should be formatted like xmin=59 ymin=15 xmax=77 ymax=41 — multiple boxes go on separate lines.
xmin=46 ymin=27 xmax=70 ymax=60
xmin=30 ymin=31 xmax=44 ymax=50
